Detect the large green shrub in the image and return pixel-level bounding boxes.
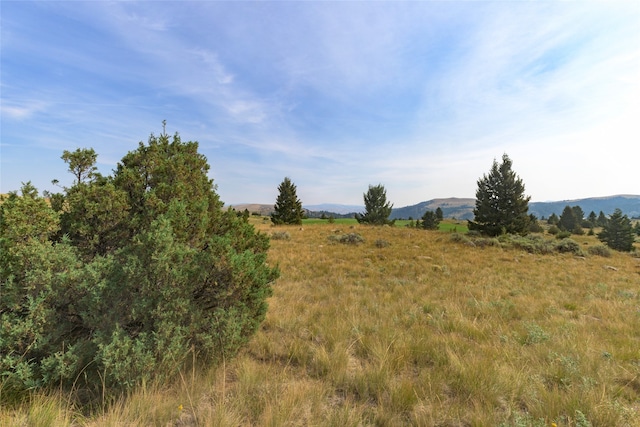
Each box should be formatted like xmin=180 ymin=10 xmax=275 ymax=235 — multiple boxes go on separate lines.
xmin=0 ymin=131 xmax=279 ymax=398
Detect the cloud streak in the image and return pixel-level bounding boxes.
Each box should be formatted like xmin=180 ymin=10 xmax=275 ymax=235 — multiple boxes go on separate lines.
xmin=2 ymin=2 xmax=638 ymax=205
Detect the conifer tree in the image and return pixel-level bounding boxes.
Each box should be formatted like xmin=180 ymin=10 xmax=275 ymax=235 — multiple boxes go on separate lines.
xmin=435 ymin=207 xmax=444 ymax=220
xmin=421 ymin=210 xmax=440 ymax=230
xmin=598 ymin=208 xmax=635 ymax=251
xmin=355 ymin=184 xmax=394 ymax=225
xmin=597 ymin=211 xmax=608 ymax=227
xmin=468 ymin=154 xmax=530 ymax=236
xmin=559 ymin=205 xmax=578 ymax=233
xmin=271 ymin=177 xmax=304 ymax=225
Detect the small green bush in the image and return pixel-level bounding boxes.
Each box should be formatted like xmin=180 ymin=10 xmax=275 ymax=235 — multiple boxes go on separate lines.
xmin=587 ymin=245 xmax=611 ymax=257
xmin=547 ymin=225 xmax=560 ymax=235
xmin=375 ymin=239 xmax=390 ymax=248
xmin=504 ymin=234 xmax=554 ymax=254
xmin=555 ymin=238 xmax=584 ymax=255
xmin=556 ymin=230 xmax=572 ymax=239
xmin=474 ymin=237 xmax=501 ymax=248
xmin=271 ymin=231 xmax=291 ymax=240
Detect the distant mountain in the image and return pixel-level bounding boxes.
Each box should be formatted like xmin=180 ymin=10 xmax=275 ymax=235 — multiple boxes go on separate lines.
xmin=390 ymin=198 xmax=475 ymax=220
xmin=391 ymin=195 xmax=640 ymax=221
xmin=529 ymin=195 xmax=640 ymax=219
xmin=230 ymin=195 xmax=640 ymax=221
xmin=304 ymin=203 xmax=364 ymax=215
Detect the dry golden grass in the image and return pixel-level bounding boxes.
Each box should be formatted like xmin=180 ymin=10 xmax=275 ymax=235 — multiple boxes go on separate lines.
xmin=2 ymin=221 xmax=639 ymax=426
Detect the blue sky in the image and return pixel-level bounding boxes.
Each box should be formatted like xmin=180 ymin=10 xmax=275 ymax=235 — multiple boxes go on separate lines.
xmin=2 ymin=1 xmax=639 ymax=207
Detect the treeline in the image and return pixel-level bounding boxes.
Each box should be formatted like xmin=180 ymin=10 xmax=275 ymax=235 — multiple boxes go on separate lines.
xmin=269 ymin=154 xmax=638 ymax=252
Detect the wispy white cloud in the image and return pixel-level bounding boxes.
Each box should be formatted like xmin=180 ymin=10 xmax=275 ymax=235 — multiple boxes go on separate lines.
xmin=1 ymin=1 xmax=638 ymax=205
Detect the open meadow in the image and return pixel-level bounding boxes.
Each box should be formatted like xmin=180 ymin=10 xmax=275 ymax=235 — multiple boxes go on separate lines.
xmin=2 ymin=220 xmax=639 ymax=426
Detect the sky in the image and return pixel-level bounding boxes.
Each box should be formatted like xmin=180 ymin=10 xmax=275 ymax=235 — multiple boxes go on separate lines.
xmin=1 ymin=1 xmax=639 ymax=207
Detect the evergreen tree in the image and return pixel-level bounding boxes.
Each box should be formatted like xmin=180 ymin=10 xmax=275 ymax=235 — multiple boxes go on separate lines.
xmin=271 ymin=177 xmax=304 ymax=225
xmin=547 ymin=213 xmax=559 ymax=225
xmin=435 ymin=207 xmax=444 ymax=220
xmin=572 ymin=206 xmax=585 ymax=223
xmin=587 ymin=211 xmax=598 ymax=227
xmin=468 ymin=154 xmax=530 ymax=236
xmin=558 ymin=205 xmax=577 ymax=232
xmin=633 ymin=221 xmax=640 ymax=236
xmin=597 ymin=211 xmax=608 ymax=227
xmin=598 ymin=208 xmax=635 ymax=251
xmin=529 ymin=214 xmax=544 ymax=233
xmin=421 ymin=210 xmax=440 ymax=230
xmin=0 ymin=129 xmax=279 ymax=396
xmin=61 ymin=148 xmax=98 ymax=185
xmin=355 ymin=184 xmax=394 ymax=225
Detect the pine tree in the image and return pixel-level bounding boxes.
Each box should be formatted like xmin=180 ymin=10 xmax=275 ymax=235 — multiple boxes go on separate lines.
xmin=587 ymin=211 xmax=598 ymax=227
xmin=547 ymin=213 xmax=559 ymax=225
xmin=271 ymin=177 xmax=304 ymax=225
xmin=468 ymin=154 xmax=530 ymax=236
xmin=597 ymin=211 xmax=608 ymax=227
xmin=598 ymin=208 xmax=635 ymax=251
xmin=421 ymin=210 xmax=440 ymax=230
xmin=355 ymin=184 xmax=394 ymax=225
xmin=61 ymin=148 xmax=98 ymax=185
xmin=559 ymin=205 xmax=583 ymax=234
xmin=435 ymin=207 xmax=444 ymax=220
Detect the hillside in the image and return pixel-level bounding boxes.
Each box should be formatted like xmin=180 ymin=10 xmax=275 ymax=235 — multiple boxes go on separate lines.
xmin=6 ymin=221 xmax=638 ymax=425
xmin=529 ymin=195 xmax=640 ymax=219
xmin=230 ymin=195 xmax=640 ymax=221
xmin=390 ymin=198 xmax=475 ymax=220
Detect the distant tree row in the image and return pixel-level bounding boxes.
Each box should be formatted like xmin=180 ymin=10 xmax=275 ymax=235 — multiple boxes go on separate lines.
xmin=271 ymin=180 xmax=445 ymax=228
xmin=270 ymin=154 xmax=636 ymax=251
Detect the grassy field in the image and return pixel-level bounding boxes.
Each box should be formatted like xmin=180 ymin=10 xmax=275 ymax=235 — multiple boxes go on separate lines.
xmin=2 ymin=221 xmax=639 ymax=426
xmin=302 ymin=218 xmax=470 ymax=233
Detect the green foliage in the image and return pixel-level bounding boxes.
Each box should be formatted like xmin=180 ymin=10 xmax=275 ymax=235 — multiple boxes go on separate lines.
xmin=547 ymin=225 xmax=560 ymax=235
xmin=528 ymin=214 xmax=544 ymax=233
xmin=587 ymin=245 xmax=611 ymax=257
xmin=0 ymin=130 xmax=279 ymax=398
xmin=558 ymin=205 xmax=577 ymax=232
xmin=420 ymin=210 xmax=440 ymax=230
xmin=597 ymin=211 xmax=608 ymax=227
xmin=598 ymin=208 xmax=635 ymax=251
xmin=554 ymin=238 xmax=584 ymax=255
xmin=435 ymin=207 xmax=443 ymax=220
xmin=468 ymin=154 xmax=530 ymax=236
xmin=271 ymin=177 xmax=304 ymax=225
xmin=547 ymin=213 xmax=559 ymax=225
xmin=355 ymin=184 xmax=394 ymax=226
xmin=61 ymin=148 xmax=98 ymax=185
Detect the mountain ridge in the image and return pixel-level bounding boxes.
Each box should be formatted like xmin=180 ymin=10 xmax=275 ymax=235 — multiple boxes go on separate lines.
xmin=229 ymin=195 xmax=640 ymax=220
